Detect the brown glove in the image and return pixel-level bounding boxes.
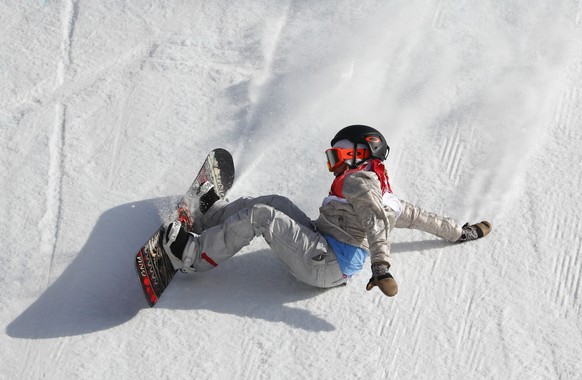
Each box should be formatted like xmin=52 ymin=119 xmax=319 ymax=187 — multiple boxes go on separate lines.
xmin=366 ymin=262 xmax=398 ymax=297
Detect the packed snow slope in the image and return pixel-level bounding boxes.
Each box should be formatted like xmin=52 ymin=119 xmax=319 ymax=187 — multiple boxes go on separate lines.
xmin=2 ymin=1 xmax=582 ymax=378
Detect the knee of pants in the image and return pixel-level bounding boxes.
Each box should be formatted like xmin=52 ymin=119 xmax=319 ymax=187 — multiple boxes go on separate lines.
xmin=250 ymin=195 xmax=294 ymax=216
xmin=267 ymin=195 xmax=294 ymax=210
xmin=250 ymin=204 xmax=277 ymax=234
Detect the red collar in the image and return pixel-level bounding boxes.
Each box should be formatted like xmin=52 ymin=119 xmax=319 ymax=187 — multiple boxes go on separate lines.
xmin=330 ymin=159 xmax=392 ymax=198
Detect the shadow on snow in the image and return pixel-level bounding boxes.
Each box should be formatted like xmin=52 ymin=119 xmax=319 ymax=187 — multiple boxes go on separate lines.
xmin=7 ymin=197 xmax=454 ymax=339
xmin=6 ymin=197 xmax=168 ymax=339
xmin=6 ymin=198 xmax=333 ymax=338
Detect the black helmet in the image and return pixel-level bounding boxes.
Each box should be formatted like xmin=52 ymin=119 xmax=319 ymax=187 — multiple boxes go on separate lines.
xmin=331 ymin=125 xmax=390 ymax=161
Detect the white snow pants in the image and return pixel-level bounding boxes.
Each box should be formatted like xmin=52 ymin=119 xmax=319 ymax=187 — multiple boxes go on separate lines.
xmin=191 ymin=195 xmax=347 ymax=288
xmin=396 ymin=200 xmax=463 ymax=242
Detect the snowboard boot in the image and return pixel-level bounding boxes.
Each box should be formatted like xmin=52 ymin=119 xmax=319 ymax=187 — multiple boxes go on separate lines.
xmin=456 ymin=221 xmax=492 ymax=242
xmin=198 ymin=182 xmax=220 ymax=214
xmin=366 ymin=262 xmax=398 ymax=297
xmin=162 ymin=221 xmax=199 ymax=272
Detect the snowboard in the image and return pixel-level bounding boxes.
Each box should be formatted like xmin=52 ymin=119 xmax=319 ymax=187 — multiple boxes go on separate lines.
xmin=135 ymin=148 xmax=235 ymax=307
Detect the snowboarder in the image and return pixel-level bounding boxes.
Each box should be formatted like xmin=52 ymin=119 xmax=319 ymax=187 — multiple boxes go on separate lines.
xmin=162 ymin=125 xmax=491 ymax=297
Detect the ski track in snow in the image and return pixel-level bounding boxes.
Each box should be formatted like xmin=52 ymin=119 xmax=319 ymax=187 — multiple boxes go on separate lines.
xmin=107 ymin=85 xmax=134 ymax=189
xmin=547 ymin=57 xmax=582 ymax=319
xmin=25 ymin=1 xmax=79 ymax=376
xmin=432 ymin=0 xmax=447 ymax=29
xmin=45 ymin=104 xmax=66 ymax=282
xmin=438 ymin=122 xmax=467 ymax=187
xmin=43 ymin=0 xmax=78 ymax=284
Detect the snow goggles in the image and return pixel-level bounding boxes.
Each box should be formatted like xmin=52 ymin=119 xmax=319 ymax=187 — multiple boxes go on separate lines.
xmin=325 ymin=147 xmax=370 ymax=171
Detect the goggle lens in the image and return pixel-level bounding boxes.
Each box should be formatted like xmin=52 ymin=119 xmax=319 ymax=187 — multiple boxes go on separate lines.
xmin=326 ymin=149 xmax=342 ymax=171
xmin=325 ymin=148 xmax=370 ymax=171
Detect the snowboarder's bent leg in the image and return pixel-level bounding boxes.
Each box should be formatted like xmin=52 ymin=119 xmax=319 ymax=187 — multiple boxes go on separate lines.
xmin=202 ymin=195 xmax=313 ymax=231
xmin=194 ymin=204 xmax=345 ymax=288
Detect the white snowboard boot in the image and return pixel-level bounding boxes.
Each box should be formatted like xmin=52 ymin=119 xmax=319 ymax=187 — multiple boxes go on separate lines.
xmin=162 ymin=221 xmax=199 ymax=272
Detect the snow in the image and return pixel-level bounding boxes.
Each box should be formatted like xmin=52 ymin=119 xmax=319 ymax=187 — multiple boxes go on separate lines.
xmin=2 ymin=1 xmax=582 ymax=378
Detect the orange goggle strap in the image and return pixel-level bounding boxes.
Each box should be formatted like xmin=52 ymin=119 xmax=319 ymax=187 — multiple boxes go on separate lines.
xmin=326 ymin=147 xmax=370 ymax=171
